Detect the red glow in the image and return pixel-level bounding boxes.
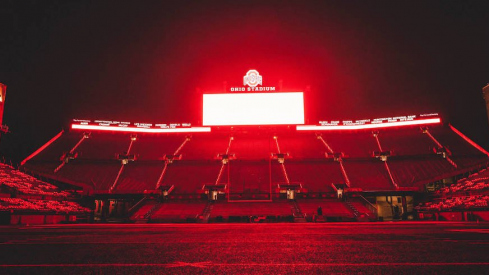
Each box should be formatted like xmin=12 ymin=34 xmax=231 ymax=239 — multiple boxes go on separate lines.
xmin=21 ymin=130 xmax=64 ymax=166
xmin=296 ymin=118 xmax=441 ymax=131
xmin=71 ymin=124 xmax=211 ymax=133
xmin=450 ymin=124 xmax=489 ymax=157
xmin=203 ymin=92 xmax=304 ymax=126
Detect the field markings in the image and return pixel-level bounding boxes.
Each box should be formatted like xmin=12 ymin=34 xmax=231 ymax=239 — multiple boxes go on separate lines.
xmin=2 ymin=262 xmax=489 ymax=268
xmin=448 ymin=229 xmax=489 ymax=234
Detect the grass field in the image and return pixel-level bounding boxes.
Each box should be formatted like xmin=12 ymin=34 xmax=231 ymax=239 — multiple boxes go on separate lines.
xmin=1 ymin=222 xmax=489 ymax=274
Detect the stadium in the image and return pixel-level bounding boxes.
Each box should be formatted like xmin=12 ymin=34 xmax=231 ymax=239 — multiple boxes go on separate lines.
xmin=3 ymin=77 xmax=489 ymax=273
xmin=2 ymin=2 xmax=489 ymax=274
xmin=2 ymin=71 xmax=489 ymax=225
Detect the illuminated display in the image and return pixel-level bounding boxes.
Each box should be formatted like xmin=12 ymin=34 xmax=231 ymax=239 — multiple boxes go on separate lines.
xmin=297 ymin=114 xmax=441 ymax=131
xmin=230 ymin=70 xmax=276 ymax=92
xmin=202 ymin=92 xmax=305 ymax=126
xmin=243 ymin=70 xmax=262 ymax=88
xmin=71 ymin=119 xmax=210 ymax=133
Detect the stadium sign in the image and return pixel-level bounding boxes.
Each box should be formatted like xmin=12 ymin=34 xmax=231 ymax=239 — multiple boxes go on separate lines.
xmin=71 ymin=119 xmax=210 ymax=133
xmin=297 ymin=113 xmax=441 ymax=131
xmin=230 ymin=70 xmax=276 ymax=92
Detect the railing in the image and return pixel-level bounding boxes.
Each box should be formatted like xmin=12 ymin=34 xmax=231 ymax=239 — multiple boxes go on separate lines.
xmin=359 ymin=194 xmax=378 ymax=218
xmin=127 ymin=196 xmax=146 ymax=215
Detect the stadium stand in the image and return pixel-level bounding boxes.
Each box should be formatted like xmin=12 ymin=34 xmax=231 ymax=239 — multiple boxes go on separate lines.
xmin=115 ymin=162 xmax=162 ymax=193
xmin=429 ymin=126 xmax=483 ymax=156
xmin=341 ymin=159 xmax=394 ymax=190
xmin=0 ymin=197 xmax=90 ymax=213
xmin=129 ymin=199 xmax=158 ymax=221
xmin=22 ymin=124 xmax=489 ymax=195
xmin=377 ymin=127 xmax=434 ymax=156
xmin=321 ymin=131 xmax=378 ymax=158
xmin=436 ymin=168 xmax=489 ymax=195
xmin=296 ymin=199 xmax=354 ymax=220
xmin=346 ymin=197 xmax=377 ymax=219
xmin=284 ymin=160 xmax=342 ymax=192
xmin=0 ymin=163 xmax=70 ymax=197
xmin=76 ymin=133 xmax=129 ymax=160
xmin=230 ymin=134 xmax=272 ymax=160
xmin=17 ymin=123 xmax=489 ymax=223
xmin=227 ymin=160 xmax=270 ymax=194
xmin=130 ymin=134 xmax=188 ymax=161
xmin=420 ymin=195 xmax=489 ymax=212
xmin=149 ymin=200 xmax=208 ymax=222
xmin=179 ymin=134 xmax=230 ymax=160
xmin=0 ymin=163 xmax=91 ymax=225
xmin=211 ymin=200 xmax=293 ymax=218
xmin=276 ymin=133 xmax=326 ymax=159
xmin=53 ymin=160 xmax=121 ymax=191
xmin=162 ymin=160 xmax=222 ymax=194
xmin=388 ymin=156 xmax=456 ymax=188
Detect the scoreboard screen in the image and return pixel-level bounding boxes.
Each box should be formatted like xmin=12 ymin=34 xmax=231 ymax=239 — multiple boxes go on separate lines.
xmin=203 ymin=92 xmax=304 ymax=126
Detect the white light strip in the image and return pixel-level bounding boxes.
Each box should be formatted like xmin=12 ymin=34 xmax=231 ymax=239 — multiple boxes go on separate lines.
xmin=71 ymin=124 xmax=211 ymax=133
xmin=296 ymin=118 xmax=441 ymax=131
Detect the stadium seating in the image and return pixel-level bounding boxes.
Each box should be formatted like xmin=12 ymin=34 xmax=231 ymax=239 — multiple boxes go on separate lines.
xmin=270 ymin=162 xmax=287 ymax=184
xmin=421 ymin=195 xmax=489 ymax=211
xmin=450 ymin=155 xmax=489 ymax=169
xmin=115 ymin=162 xmax=163 ymax=192
xmin=341 ymin=159 xmax=394 ymax=190
xmin=130 ymin=199 xmax=157 ymax=220
xmin=150 ymin=200 xmax=208 ymax=220
xmin=20 ymin=124 xmax=489 ymax=195
xmin=211 ymin=200 xmax=293 ymax=217
xmin=275 ymin=133 xmax=326 ymax=159
xmin=348 ymin=198 xmax=375 ymax=216
xmin=0 ymin=163 xmax=90 ymax=215
xmin=228 ymin=160 xmax=271 ymax=193
xmin=76 ymin=133 xmax=130 ymax=160
xmin=31 ymin=132 xmax=82 ymax=161
xmin=296 ymin=199 xmax=353 ymax=218
xmin=377 ymin=127 xmax=434 ymax=156
xmin=0 ymin=163 xmax=70 ymax=197
xmin=0 ymin=197 xmax=90 ymax=213
xmin=388 ymin=157 xmax=456 ymax=187
xmin=162 ymin=160 xmax=222 ymax=194
xmin=284 ymin=160 xmax=342 ymax=192
xmin=320 ymin=131 xmax=378 ymax=158
xmin=54 ymin=160 xmax=121 ymax=191
xmin=230 ymin=134 xmax=272 ymax=160
xmin=130 ymin=134 xmax=188 ymax=161
xmin=436 ymin=168 xmax=489 ymax=195
xmin=179 ymin=134 xmax=230 ymax=160
xmin=429 ymin=127 xmax=483 ymax=156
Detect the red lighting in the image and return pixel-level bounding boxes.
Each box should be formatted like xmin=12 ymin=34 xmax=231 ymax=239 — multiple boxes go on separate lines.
xmin=21 ymin=130 xmax=64 ymax=166
xmin=296 ymin=118 xmax=441 ymax=131
xmin=450 ymin=124 xmax=489 ymax=157
xmin=71 ymin=124 xmax=211 ymax=133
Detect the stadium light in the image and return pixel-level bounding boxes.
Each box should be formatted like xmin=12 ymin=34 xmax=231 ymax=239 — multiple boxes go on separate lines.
xmin=71 ymin=124 xmax=211 ymax=133
xmin=296 ymin=118 xmax=441 ymax=131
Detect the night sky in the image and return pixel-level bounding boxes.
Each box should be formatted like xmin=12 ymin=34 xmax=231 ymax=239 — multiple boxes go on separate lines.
xmin=1 ymin=1 xmax=488 ymax=163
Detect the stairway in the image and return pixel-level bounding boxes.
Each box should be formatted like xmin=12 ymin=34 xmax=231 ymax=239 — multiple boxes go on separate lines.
xmin=345 ymin=200 xmax=360 ymax=217
xmin=198 ymin=201 xmax=214 ymax=223
xmin=135 ymin=202 xmax=162 ymax=223
xmin=344 ymin=199 xmax=373 ymax=222
xmin=289 ymin=200 xmax=306 ymax=223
